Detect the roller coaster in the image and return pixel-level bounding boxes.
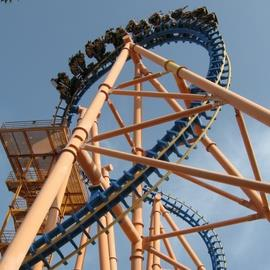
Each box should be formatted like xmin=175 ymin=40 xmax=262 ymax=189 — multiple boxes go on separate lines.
xmin=0 ymin=6 xmax=270 ymax=270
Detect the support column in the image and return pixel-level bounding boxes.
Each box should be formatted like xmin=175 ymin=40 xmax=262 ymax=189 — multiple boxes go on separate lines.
xmin=33 ymin=170 xmax=70 ymax=270
xmin=0 ymin=40 xmax=131 ymax=270
xmin=146 ymin=208 xmax=154 ymax=270
xmin=103 ymin=166 xmax=118 ymax=270
xmin=235 ymin=109 xmax=270 ymax=217
xmin=73 ymin=227 xmax=90 ymax=270
xmin=91 ymin=121 xmax=111 ymax=270
xmin=77 ymin=150 xmax=140 ymax=243
xmin=74 ymin=107 xmax=91 ymax=270
xmin=153 ymin=195 xmax=161 ymax=270
xmin=130 ymin=64 xmax=144 ymax=270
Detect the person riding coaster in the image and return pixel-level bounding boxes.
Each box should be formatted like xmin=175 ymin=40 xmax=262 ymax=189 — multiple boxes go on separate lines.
xmin=85 ymin=38 xmax=106 ymax=61
xmin=68 ymin=51 xmax=86 ymax=76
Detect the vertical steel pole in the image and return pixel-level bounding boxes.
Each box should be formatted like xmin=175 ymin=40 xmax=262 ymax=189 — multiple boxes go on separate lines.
xmin=146 ymin=207 xmax=154 ymax=270
xmin=91 ymin=121 xmax=111 ymax=270
xmin=77 ymin=150 xmax=140 ymax=243
xmin=130 ymin=64 xmax=144 ymax=270
xmin=103 ymin=166 xmax=118 ymax=270
xmin=73 ymin=227 xmax=90 ymax=270
xmin=153 ymin=195 xmax=161 ymax=270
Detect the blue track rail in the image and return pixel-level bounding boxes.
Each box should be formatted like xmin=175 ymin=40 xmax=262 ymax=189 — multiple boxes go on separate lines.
xmin=53 ymin=7 xmax=230 ymax=125
xmin=145 ymin=189 xmax=226 ymax=270
xmin=21 ymin=7 xmax=231 ymax=269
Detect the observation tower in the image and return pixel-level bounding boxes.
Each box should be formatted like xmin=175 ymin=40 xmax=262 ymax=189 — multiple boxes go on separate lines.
xmin=0 ymin=6 xmax=270 ymax=270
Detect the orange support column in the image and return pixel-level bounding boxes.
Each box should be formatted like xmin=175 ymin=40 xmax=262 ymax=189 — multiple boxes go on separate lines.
xmin=33 ymin=174 xmax=70 ymax=270
xmin=77 ymin=150 xmax=140 ymax=243
xmin=102 ymin=166 xmax=118 ymax=270
xmin=73 ymin=227 xmax=91 ymax=270
xmin=146 ymin=208 xmax=154 ymax=270
xmin=0 ymin=40 xmax=131 ymax=270
xmin=84 ymin=144 xmax=270 ymax=193
xmin=130 ymin=65 xmax=144 ymax=270
xmin=153 ymin=195 xmax=162 ymax=270
xmin=91 ymin=121 xmax=111 ymax=270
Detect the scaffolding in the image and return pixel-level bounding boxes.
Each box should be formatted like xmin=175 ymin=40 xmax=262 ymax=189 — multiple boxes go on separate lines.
xmin=0 ymin=120 xmax=88 ymax=255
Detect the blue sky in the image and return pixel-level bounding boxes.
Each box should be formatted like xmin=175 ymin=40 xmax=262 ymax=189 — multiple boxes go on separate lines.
xmin=1 ymin=1 xmax=270 ymax=269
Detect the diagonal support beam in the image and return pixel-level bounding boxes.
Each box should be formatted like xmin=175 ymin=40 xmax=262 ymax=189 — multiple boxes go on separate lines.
xmin=145 ymin=246 xmax=190 ymax=270
xmin=173 ymin=74 xmax=192 ymax=108
xmin=91 ymin=103 xmax=215 ymax=142
xmin=201 ymin=135 xmax=265 ymax=216
xmin=138 ymin=62 xmax=184 ymax=112
xmin=144 ymin=213 xmax=262 ymax=242
xmin=160 ymin=225 xmax=178 ymax=270
xmin=161 ymin=204 xmax=205 ymax=269
xmin=133 ymin=44 xmax=270 ymax=127
xmin=83 ymin=144 xmax=270 ymax=193
xmin=107 ymin=99 xmax=134 ymax=148
xmin=175 ymin=171 xmax=254 ymax=210
xmin=235 ymin=109 xmax=269 ymax=213
xmin=116 ymin=71 xmax=168 ymax=89
xmin=111 ymin=89 xmax=209 ymax=101
xmin=77 ymin=149 xmax=140 ymax=244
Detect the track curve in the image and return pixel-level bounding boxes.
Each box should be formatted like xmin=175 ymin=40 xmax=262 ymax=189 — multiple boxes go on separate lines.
xmin=21 ymin=7 xmax=231 ymax=269
xmin=145 ymin=189 xmax=227 ymax=270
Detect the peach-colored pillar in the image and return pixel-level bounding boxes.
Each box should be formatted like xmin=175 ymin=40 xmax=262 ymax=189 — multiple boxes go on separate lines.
xmin=0 ymin=41 xmax=131 ymax=270
xmin=106 ymin=212 xmax=117 ymax=270
xmin=153 ymin=195 xmax=161 ymax=270
xmin=77 ymin=150 xmax=140 ymax=243
xmin=102 ymin=166 xmax=118 ymax=270
xmin=91 ymin=121 xmax=111 ymax=270
xmin=130 ymin=65 xmax=144 ymax=270
xmin=73 ymin=227 xmax=90 ymax=270
xmin=33 ymin=174 xmax=69 ymax=270
xmin=146 ymin=208 xmax=154 ymax=270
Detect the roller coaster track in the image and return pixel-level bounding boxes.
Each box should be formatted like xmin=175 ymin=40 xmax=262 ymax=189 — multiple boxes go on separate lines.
xmin=21 ymin=7 xmax=231 ymax=270
xmin=53 ymin=8 xmax=230 ymax=125
xmin=145 ymin=189 xmax=226 ymax=270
